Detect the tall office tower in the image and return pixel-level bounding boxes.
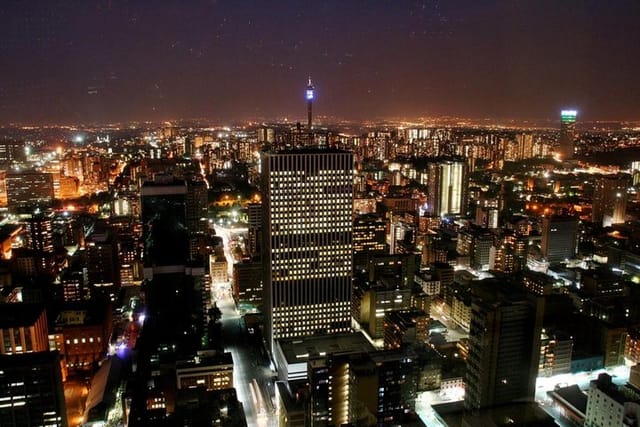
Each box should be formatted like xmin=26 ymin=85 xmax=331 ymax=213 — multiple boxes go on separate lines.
xmin=185 ymin=177 xmax=208 ymax=234
xmin=353 ymin=213 xmax=387 ymax=268
xmin=185 ymin=177 xmax=209 ymax=259
xmin=27 ymin=212 xmax=54 ymax=253
xmin=140 ymin=173 xmax=187 ymax=233
xmin=540 ymin=215 xmax=578 ymax=262
xmin=558 ymin=109 xmax=577 ymax=160
xmin=308 ymin=350 xmax=418 ymax=426
xmin=261 ymin=148 xmax=353 ymax=353
xmin=25 ymin=212 xmax=55 ymax=274
xmin=0 ymin=351 xmax=67 ymax=427
xmin=427 ymin=157 xmax=468 ymax=217
xmin=86 ymin=227 xmax=120 ymax=301
xmin=592 ymin=175 xmax=629 ymax=226
xmin=247 ymin=202 xmax=262 ymax=257
xmin=140 ymin=174 xmax=189 ymax=264
xmin=464 ymin=280 xmax=544 ymax=411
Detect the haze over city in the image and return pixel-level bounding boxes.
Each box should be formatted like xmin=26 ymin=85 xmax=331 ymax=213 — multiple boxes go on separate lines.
xmin=1 ymin=0 xmax=640 ymax=124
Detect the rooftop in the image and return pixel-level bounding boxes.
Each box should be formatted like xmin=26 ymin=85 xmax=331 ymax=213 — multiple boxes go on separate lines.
xmin=277 ymin=332 xmax=375 ymax=364
xmin=0 ymin=302 xmax=45 ymax=328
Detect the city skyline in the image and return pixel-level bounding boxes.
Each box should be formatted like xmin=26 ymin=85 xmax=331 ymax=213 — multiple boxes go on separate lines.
xmin=1 ymin=1 xmax=639 ymax=124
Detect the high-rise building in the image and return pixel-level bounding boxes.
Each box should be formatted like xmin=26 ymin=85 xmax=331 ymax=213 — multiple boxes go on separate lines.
xmin=541 ymin=215 xmax=578 ymax=262
xmin=592 ymin=175 xmax=629 ymax=226
xmin=307 ymin=349 xmax=419 ymax=426
xmin=185 ymin=177 xmax=209 ymax=234
xmin=584 ymin=373 xmax=640 ymax=427
xmin=0 ymin=303 xmax=49 ymax=355
xmin=0 ymin=351 xmax=67 ymax=427
xmin=353 ymin=213 xmax=387 ymax=267
xmin=86 ymin=227 xmax=120 ymax=301
xmin=464 ymin=280 xmax=544 ymax=411
xmin=558 ymin=110 xmax=577 ymax=160
xmin=6 ymin=171 xmax=54 ymax=209
xmin=26 ymin=212 xmax=55 ymax=273
xmin=261 ymin=148 xmax=353 ymax=352
xmin=247 ymin=202 xmax=262 ymax=257
xmin=427 ymin=157 xmax=468 ymax=217
xmin=140 ymin=174 xmax=187 ymax=232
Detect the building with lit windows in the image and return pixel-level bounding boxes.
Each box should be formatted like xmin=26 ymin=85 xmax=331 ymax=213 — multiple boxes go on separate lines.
xmin=383 ymin=309 xmax=429 ymax=350
xmin=592 ymin=174 xmax=629 ymax=226
xmin=426 ymin=157 xmax=468 ymax=217
xmin=0 ymin=140 xmax=26 ymax=163
xmin=558 ymin=110 xmax=577 ymax=160
xmin=175 ymin=351 xmax=233 ymax=391
xmin=52 ymin=301 xmax=112 ymax=373
xmin=307 ymin=349 xmax=419 ymax=426
xmin=584 ymin=373 xmax=640 ymax=427
xmin=27 ymin=212 xmax=53 ymax=254
xmin=232 ymin=260 xmax=263 ymax=312
xmin=0 ymin=303 xmax=49 ymax=355
xmin=6 ymin=171 xmax=54 ymax=209
xmin=538 ymin=330 xmax=572 ymax=377
xmin=0 ymin=351 xmax=67 ymax=427
xmin=353 ymin=213 xmax=387 ymax=267
xmin=626 ymin=328 xmax=640 ymax=364
xmin=26 ymin=212 xmax=55 ymax=274
xmin=261 ymin=148 xmax=353 ymax=353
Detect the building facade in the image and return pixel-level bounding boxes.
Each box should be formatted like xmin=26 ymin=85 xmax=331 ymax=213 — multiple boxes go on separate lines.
xmin=261 ymin=149 xmax=353 ymax=352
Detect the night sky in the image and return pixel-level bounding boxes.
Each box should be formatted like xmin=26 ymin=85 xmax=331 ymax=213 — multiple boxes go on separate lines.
xmin=1 ymin=0 xmax=639 ymax=124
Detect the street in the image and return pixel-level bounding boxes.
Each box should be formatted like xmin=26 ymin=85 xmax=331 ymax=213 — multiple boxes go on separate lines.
xmin=218 ymin=292 xmax=277 ymax=427
xmin=64 ymin=378 xmax=88 ymax=427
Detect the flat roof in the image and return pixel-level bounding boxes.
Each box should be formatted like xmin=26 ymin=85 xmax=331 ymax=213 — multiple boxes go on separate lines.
xmin=0 ymin=302 xmax=44 ymax=328
xmin=0 ymin=350 xmax=58 ymax=367
xmin=262 ymin=147 xmax=350 ymax=155
xmin=434 ymin=401 xmax=557 ymax=427
xmin=548 ymin=384 xmax=587 ymax=415
xmin=277 ymin=332 xmax=375 ymax=364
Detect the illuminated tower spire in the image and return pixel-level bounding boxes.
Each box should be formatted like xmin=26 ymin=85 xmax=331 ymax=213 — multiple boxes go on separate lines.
xmin=306 ymin=76 xmax=315 ymax=133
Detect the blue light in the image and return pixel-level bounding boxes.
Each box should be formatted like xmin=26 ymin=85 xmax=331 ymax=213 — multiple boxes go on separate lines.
xmin=306 ymin=89 xmax=314 ymax=100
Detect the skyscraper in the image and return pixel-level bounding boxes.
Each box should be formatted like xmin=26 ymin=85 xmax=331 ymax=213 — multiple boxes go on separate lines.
xmin=558 ymin=109 xmax=577 ymax=160
xmin=261 ymin=148 xmax=353 ymax=353
xmin=592 ymin=175 xmax=629 ymax=226
xmin=427 ymin=157 xmax=468 ymax=217
xmin=0 ymin=351 xmax=67 ymax=427
xmin=541 ymin=215 xmax=578 ymax=262
xmin=464 ymin=280 xmax=544 ymax=411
